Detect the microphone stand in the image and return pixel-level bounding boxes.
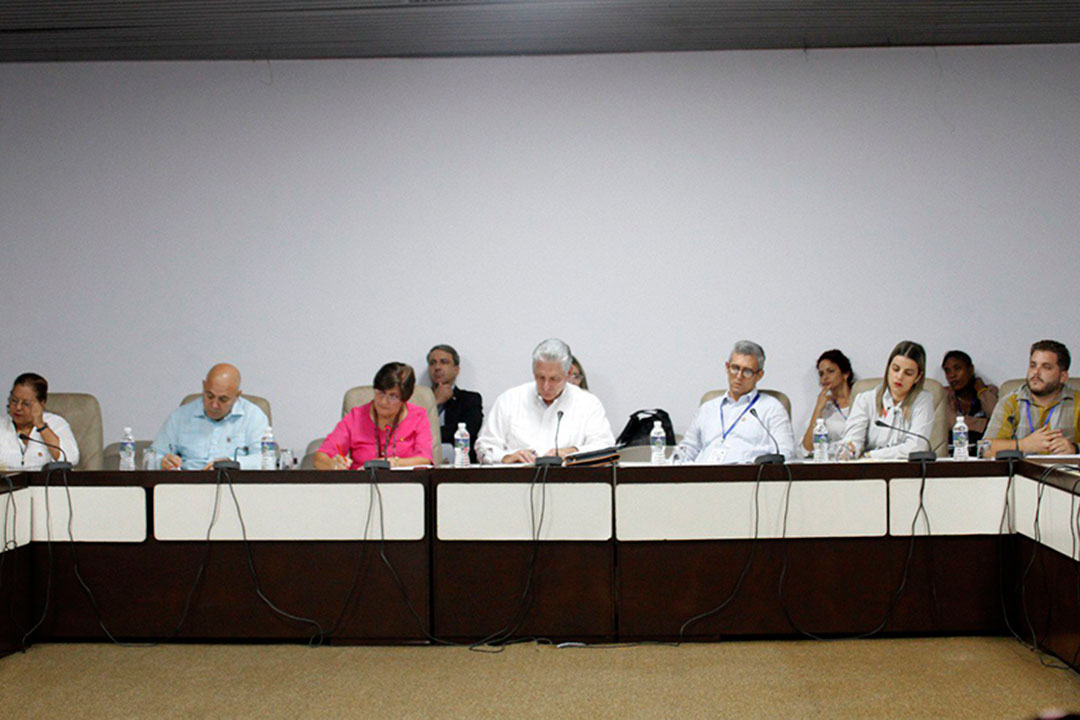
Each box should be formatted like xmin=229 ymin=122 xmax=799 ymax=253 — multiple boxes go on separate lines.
xmin=873 ymin=420 xmax=936 ymax=462
xmin=748 ymin=409 xmax=785 ymax=465
xmin=535 ymin=410 xmax=564 ymax=467
xmin=19 ymin=433 xmax=72 ymax=473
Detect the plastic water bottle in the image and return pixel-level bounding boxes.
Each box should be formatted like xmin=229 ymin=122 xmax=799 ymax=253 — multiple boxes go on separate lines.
xmin=650 ymin=421 xmax=666 ymax=464
xmin=952 ymin=416 xmax=969 ymax=460
xmin=813 ymin=418 xmax=829 ymax=463
xmin=119 ymin=427 xmax=136 ymax=471
xmin=453 ymin=423 xmax=470 ymax=467
xmin=261 ymin=427 xmax=277 ymax=470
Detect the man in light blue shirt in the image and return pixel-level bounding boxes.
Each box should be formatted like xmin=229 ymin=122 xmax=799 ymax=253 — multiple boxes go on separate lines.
xmin=680 ymin=340 xmax=796 ymax=464
xmin=151 ymin=363 xmax=270 ymax=470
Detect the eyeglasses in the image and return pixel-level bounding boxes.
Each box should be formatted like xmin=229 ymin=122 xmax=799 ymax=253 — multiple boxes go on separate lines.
xmin=374 ymin=389 xmax=403 ymax=403
xmin=726 ymin=363 xmax=759 ymax=379
xmin=7 ymin=396 xmax=34 ymax=410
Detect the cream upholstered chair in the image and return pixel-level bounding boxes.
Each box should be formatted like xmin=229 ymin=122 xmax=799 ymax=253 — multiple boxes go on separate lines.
xmin=850 ymin=377 xmax=949 ymax=454
xmin=341 ymin=384 xmax=442 ymax=465
xmin=300 ymin=437 xmax=325 ymax=469
xmin=45 ymin=392 xmax=104 ymax=470
xmin=180 ymin=393 xmax=272 ymax=425
xmin=699 ymin=388 xmax=792 ymax=419
xmin=998 ymin=377 xmax=1080 ymax=399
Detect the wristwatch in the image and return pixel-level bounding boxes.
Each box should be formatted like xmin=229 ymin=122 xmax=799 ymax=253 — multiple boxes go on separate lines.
xmin=35 ymin=424 xmax=49 ymax=434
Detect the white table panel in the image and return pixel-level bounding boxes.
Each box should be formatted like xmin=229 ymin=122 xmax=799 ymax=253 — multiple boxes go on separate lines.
xmin=154 ymin=483 xmax=425 ymax=541
xmin=30 ymin=486 xmax=146 ymax=542
xmin=0 ymin=487 xmax=32 ymax=552
xmin=889 ymin=476 xmax=1011 ymax=536
xmin=1015 ymin=476 xmax=1080 ymax=560
xmin=615 ymin=480 xmax=887 ymax=541
xmin=437 ymin=483 xmax=611 ymax=541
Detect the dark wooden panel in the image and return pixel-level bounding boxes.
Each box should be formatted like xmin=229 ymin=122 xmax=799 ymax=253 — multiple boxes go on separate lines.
xmin=1014 ymin=535 xmax=1080 ymax=668
xmin=0 ymin=545 xmax=32 ymax=658
xmin=617 ymin=536 xmax=1007 ymax=640
xmin=27 ymin=539 xmax=430 ymax=643
xmin=432 ymin=541 xmax=615 ymax=643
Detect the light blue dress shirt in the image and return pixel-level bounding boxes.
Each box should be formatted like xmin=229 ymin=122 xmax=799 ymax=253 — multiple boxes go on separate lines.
xmin=151 ymin=396 xmax=270 ymax=470
xmin=680 ymin=389 xmax=796 ymax=464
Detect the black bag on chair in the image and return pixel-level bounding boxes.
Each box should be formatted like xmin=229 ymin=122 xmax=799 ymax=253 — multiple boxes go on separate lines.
xmin=616 ymin=409 xmax=675 ymax=447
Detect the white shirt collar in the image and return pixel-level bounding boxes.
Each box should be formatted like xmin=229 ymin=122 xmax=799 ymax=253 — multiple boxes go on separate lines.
xmin=721 ymin=389 xmax=759 ymax=408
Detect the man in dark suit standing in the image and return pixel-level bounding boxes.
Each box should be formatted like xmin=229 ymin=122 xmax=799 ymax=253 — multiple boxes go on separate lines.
xmin=427 ymin=344 xmax=484 ymax=463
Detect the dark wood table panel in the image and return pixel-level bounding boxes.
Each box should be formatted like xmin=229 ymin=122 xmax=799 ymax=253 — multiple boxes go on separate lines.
xmin=28 ymin=539 xmax=430 ymax=643
xmin=432 ymin=541 xmax=615 ymax=642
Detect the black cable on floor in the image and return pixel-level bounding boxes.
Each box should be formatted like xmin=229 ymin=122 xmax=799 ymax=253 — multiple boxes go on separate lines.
xmin=677 ymin=463 xmax=766 ymax=643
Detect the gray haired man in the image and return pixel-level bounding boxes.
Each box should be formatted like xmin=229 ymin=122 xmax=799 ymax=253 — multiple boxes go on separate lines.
xmin=679 ymin=340 xmax=795 ymax=464
xmin=475 ymin=338 xmax=614 ymax=464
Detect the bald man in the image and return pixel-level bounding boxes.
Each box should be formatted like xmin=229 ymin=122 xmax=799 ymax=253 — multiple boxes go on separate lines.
xmin=150 ymin=363 xmax=271 ymax=470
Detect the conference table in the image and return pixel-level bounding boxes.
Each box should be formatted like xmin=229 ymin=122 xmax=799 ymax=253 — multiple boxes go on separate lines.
xmin=2 ymin=458 xmax=1079 ymax=666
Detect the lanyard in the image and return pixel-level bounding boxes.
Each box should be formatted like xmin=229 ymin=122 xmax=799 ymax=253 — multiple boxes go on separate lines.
xmin=831 ymin=399 xmax=848 ymax=420
xmin=374 ymin=408 xmax=403 ymax=459
xmin=1025 ymin=399 xmax=1060 ymax=434
xmin=720 ymin=393 xmax=760 ymax=442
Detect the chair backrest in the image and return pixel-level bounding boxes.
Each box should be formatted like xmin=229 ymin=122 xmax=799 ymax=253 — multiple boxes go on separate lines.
xmin=851 ymin=377 xmax=949 ymax=453
xmin=300 ymin=437 xmax=325 ymax=470
xmin=699 ymin=388 xmax=792 ymax=419
xmin=341 ymin=385 xmax=442 ymax=465
xmin=45 ymin=392 xmax=104 ymax=470
xmin=998 ymin=377 xmax=1080 ymax=399
xmin=180 ymin=393 xmax=272 ymax=425
xmin=103 ymin=439 xmax=153 ymax=470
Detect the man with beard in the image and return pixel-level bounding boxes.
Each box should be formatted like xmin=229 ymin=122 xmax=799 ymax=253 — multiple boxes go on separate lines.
xmin=986 ymin=340 xmax=1080 ymax=457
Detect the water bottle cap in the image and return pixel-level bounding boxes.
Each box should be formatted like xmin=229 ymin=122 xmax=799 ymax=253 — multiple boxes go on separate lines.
xmin=123 ymin=426 xmax=132 ymax=434
xmin=653 ymin=421 xmax=662 ymax=428
xmin=458 ymin=423 xmax=466 ymax=429
xmin=955 ymin=416 xmax=964 ymax=422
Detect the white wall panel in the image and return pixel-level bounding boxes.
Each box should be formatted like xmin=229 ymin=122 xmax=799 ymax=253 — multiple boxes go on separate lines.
xmin=616 ymin=480 xmax=886 ymax=540
xmin=30 ymin=486 xmax=146 ymax=542
xmin=1015 ymin=475 xmax=1080 ymax=560
xmin=889 ymin=475 xmax=1011 ymax=536
xmin=437 ymin=482 xmax=611 ymax=540
xmin=154 ymin=482 xmax=425 ymax=541
xmin=2 ymin=45 xmax=1079 ymax=455
xmin=0 ymin=487 xmax=33 ymax=552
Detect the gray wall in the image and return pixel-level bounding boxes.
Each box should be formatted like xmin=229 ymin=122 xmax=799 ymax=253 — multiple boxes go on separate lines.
xmin=2 ymin=44 xmax=1078 ymax=454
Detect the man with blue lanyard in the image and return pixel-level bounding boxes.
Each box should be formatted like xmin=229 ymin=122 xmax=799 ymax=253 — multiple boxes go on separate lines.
xmin=679 ymin=340 xmax=795 ymax=464
xmin=986 ymin=340 xmax=1080 ymax=458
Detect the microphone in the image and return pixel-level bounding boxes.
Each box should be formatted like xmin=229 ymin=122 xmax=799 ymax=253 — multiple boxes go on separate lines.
xmin=748 ymin=409 xmax=785 ymax=465
xmin=995 ymin=418 xmax=1024 ymax=461
xmin=211 ymin=444 xmax=248 ymax=470
xmin=211 ymin=443 xmax=250 ymax=470
xmin=873 ymin=420 xmax=936 ymax=462
xmin=536 ymin=410 xmax=565 ymax=466
xmin=364 ymin=425 xmax=395 ymax=470
xmin=19 ymin=433 xmax=73 ymax=472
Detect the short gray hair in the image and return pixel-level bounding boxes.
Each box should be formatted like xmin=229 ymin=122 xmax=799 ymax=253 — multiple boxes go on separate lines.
xmin=730 ymin=340 xmax=765 ymax=370
xmin=532 ymin=338 xmax=573 ymax=373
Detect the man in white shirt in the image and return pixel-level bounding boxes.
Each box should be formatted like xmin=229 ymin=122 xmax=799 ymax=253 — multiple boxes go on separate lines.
xmin=476 ymin=338 xmax=615 ymax=464
xmin=680 ymin=340 xmax=796 ymax=464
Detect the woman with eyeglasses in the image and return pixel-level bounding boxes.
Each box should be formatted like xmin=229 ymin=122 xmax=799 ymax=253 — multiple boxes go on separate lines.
xmin=1 ymin=373 xmax=80 ymax=470
xmin=313 ymin=362 xmax=434 ymax=470
xmin=839 ymin=341 xmax=936 ymax=459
